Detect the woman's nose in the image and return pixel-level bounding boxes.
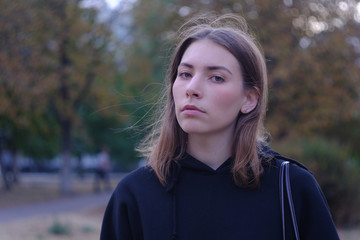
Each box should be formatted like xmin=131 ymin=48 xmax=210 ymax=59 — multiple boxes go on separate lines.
xmin=186 ymin=76 xmax=202 ymax=98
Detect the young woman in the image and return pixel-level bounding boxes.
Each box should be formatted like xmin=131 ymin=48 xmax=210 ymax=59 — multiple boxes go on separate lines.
xmin=100 ymin=14 xmax=339 ymax=240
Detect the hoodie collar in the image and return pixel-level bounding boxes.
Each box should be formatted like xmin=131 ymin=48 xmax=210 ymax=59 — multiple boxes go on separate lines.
xmin=165 ymin=152 xmax=233 ymax=192
xmin=180 ymin=152 xmax=233 ymax=174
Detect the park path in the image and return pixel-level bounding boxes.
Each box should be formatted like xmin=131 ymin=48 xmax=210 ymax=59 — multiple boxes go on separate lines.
xmin=0 ymin=192 xmax=112 ymax=223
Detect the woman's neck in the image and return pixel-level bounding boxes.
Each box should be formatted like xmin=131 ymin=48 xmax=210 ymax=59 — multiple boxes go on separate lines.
xmin=187 ymin=131 xmax=233 ymax=170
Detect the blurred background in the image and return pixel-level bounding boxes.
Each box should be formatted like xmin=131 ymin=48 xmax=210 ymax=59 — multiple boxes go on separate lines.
xmin=0 ymin=0 xmax=359 ymax=239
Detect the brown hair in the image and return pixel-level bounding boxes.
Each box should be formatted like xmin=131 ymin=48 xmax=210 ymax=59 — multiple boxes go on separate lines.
xmin=137 ymin=13 xmax=268 ymax=188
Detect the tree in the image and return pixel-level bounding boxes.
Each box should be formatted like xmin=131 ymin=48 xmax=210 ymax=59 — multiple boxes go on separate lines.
xmin=264 ymin=0 xmax=360 ymax=139
xmin=123 ymin=0 xmax=360 ymax=145
xmin=0 ymin=0 xmax=55 ymax=190
xmin=39 ymin=0 xmax=119 ymax=194
xmin=0 ymin=0 xmax=119 ymax=194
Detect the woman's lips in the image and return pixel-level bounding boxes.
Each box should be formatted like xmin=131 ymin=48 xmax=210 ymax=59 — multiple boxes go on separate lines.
xmin=181 ymin=105 xmax=205 ymax=115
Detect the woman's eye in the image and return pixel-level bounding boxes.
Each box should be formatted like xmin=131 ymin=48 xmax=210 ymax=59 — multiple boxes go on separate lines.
xmin=179 ymin=72 xmax=192 ymax=79
xmin=211 ymin=75 xmax=225 ymax=83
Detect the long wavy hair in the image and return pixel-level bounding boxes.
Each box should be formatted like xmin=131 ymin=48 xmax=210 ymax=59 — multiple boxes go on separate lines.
xmin=137 ymin=13 xmax=268 ymax=188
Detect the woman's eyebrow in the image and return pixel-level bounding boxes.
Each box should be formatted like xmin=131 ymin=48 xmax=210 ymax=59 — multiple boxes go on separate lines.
xmin=207 ymin=66 xmax=232 ymax=75
xmin=179 ymin=62 xmax=232 ymax=75
xmin=178 ymin=62 xmax=193 ymax=69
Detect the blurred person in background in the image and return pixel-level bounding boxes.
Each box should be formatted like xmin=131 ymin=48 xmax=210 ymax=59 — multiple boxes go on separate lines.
xmin=100 ymin=13 xmax=339 ymax=240
xmin=94 ymin=146 xmax=111 ymax=192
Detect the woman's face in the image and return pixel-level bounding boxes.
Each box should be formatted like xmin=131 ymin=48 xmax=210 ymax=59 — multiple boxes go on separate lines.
xmin=172 ymin=40 xmax=256 ymax=137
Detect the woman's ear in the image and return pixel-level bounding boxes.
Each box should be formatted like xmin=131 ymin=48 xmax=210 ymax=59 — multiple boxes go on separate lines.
xmin=240 ymin=87 xmax=259 ymax=114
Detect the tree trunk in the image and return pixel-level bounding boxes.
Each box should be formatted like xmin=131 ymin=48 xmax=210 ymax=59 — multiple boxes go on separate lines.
xmin=11 ymin=151 xmax=20 ymax=183
xmin=8 ymin=139 xmax=20 ymax=184
xmin=57 ymin=0 xmax=72 ymax=195
xmin=60 ymin=118 xmax=72 ymax=195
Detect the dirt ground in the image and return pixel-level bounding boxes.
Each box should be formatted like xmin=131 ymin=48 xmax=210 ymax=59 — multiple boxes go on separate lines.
xmin=0 ymin=206 xmax=106 ymax=240
xmin=1 ymin=207 xmax=359 ymax=240
xmin=0 ymin=173 xmax=122 ymax=240
xmin=0 ymin=173 xmax=359 ymax=240
xmin=0 ymin=173 xmax=124 ymax=208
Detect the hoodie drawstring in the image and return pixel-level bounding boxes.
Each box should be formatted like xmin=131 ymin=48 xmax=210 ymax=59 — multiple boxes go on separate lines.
xmin=170 ymin=186 xmax=178 ymax=240
xmin=166 ymin=163 xmax=181 ymax=240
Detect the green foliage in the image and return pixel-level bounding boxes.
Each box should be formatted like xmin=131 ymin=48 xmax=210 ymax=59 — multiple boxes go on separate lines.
xmin=272 ymin=138 xmax=360 ymax=227
xmin=75 ymin=103 xmax=141 ymax=170
xmin=325 ymin=116 xmax=360 ymax=162
xmin=0 ymin=0 xmax=121 ymax=194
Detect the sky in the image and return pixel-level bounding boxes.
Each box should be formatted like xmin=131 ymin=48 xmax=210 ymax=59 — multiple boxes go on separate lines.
xmin=105 ymin=0 xmax=120 ymax=8
xmin=80 ymin=0 xmax=122 ymax=9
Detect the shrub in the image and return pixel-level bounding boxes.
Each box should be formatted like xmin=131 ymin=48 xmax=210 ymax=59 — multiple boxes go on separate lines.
xmin=272 ymin=138 xmax=360 ymax=227
xmin=48 ymin=219 xmax=72 ymax=236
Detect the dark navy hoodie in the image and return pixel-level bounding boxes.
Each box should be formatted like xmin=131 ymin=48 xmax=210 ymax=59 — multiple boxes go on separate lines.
xmin=100 ymin=149 xmax=339 ymax=240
